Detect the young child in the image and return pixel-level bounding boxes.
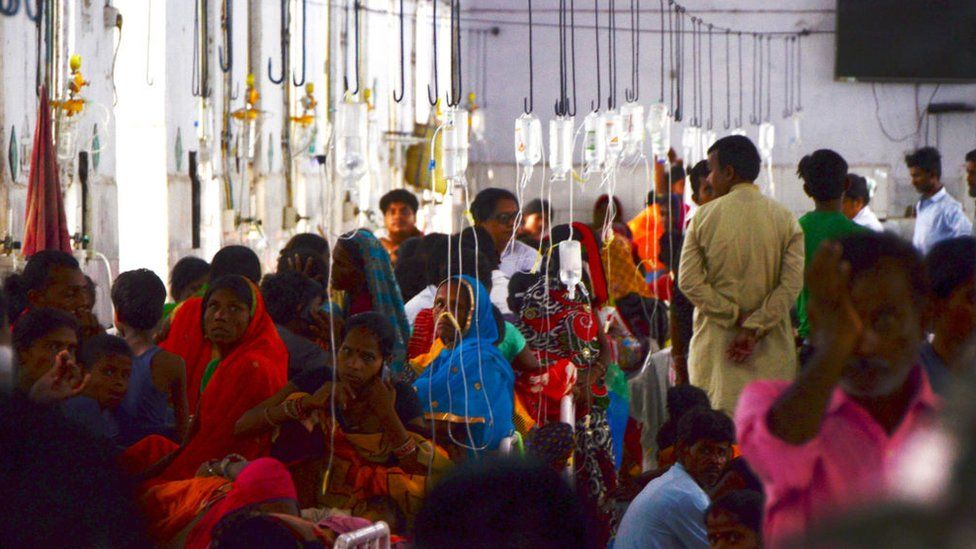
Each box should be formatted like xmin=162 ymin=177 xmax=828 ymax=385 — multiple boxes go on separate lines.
xmin=62 ymin=334 xmax=133 ymax=444
xmin=112 ymin=269 xmax=189 ymax=445
xmin=705 ymin=490 xmax=764 ymax=549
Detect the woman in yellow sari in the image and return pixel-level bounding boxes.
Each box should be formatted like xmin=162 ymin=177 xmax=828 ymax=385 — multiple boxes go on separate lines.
xmin=235 ymin=312 xmax=451 ymax=524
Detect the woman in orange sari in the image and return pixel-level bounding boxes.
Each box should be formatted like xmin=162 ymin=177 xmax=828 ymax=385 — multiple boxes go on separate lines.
xmin=122 ymin=275 xmax=288 ymax=483
xmin=235 ymin=312 xmax=452 ymax=524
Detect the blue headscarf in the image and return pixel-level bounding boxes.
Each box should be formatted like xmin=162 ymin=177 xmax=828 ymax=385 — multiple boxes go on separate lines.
xmin=345 ymin=229 xmax=411 ymax=371
xmin=413 ymin=275 xmax=515 ymax=453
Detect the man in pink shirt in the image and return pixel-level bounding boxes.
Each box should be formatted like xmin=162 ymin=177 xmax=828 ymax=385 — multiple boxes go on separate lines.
xmin=736 ymin=231 xmax=940 ymax=547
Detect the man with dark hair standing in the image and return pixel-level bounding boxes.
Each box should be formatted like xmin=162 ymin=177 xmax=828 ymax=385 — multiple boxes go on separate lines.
xmin=842 ymin=174 xmax=883 ymax=232
xmin=906 ymin=146 xmax=971 ymax=254
xmin=795 ymin=150 xmax=864 ymax=345
xmin=679 ymin=136 xmax=804 ymax=414
xmin=378 ymin=189 xmax=423 ymax=265
xmin=470 ymin=187 xmax=538 ymax=278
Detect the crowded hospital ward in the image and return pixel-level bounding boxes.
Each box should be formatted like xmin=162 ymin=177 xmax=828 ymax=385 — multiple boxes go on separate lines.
xmin=4 ymin=0 xmax=976 ymax=547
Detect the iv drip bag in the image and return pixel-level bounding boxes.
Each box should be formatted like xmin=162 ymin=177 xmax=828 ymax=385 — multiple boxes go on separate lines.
xmin=646 ymin=103 xmax=671 ymax=158
xmin=758 ymin=122 xmax=775 ymax=156
xmin=730 ymin=127 xmax=747 ymax=137
xmin=442 ymin=107 xmax=470 ymax=181
xmin=681 ymin=126 xmax=701 ymax=165
xmin=335 ymin=101 xmax=368 ymax=186
xmin=620 ymin=102 xmax=645 ymax=156
xmin=549 ymin=116 xmax=575 ymax=180
xmin=514 ymin=113 xmax=543 ymax=168
xmin=605 ymin=110 xmax=624 ymax=161
xmin=583 ymin=111 xmax=607 ymax=175
xmin=701 ymin=130 xmax=718 ymax=156
xmin=558 ymin=239 xmax=582 ymax=299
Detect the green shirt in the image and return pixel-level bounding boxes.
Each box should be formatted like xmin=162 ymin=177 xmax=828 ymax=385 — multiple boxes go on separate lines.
xmin=497 ymin=321 xmax=527 ymax=363
xmin=796 ymin=210 xmax=864 ymax=338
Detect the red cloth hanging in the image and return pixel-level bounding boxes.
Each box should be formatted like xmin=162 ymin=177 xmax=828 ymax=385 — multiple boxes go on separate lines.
xmin=23 ymin=86 xmax=72 ymax=256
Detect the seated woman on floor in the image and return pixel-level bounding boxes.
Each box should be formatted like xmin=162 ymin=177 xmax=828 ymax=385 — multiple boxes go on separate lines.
xmin=122 ymin=275 xmax=287 ymax=483
xmin=412 ymin=275 xmax=515 ymax=455
xmin=235 ymin=312 xmax=451 ymax=524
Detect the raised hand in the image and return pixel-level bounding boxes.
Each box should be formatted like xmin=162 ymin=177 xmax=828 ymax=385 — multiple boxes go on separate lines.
xmin=28 ymin=351 xmax=90 ymax=405
xmin=806 ymin=241 xmax=862 ymax=356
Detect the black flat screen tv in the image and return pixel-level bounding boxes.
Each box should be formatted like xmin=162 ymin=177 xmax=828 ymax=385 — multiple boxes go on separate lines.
xmin=835 ymin=0 xmax=976 ymax=82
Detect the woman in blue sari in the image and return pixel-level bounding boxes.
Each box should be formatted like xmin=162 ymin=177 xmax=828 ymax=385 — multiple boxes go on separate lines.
xmin=413 ymin=275 xmax=515 ymax=454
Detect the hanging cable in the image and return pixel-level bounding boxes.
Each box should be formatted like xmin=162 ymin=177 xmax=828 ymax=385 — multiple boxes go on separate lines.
xmin=346 ymin=0 xmax=361 ymax=94
xmin=267 ymin=0 xmax=287 ymax=85
xmin=751 ymin=33 xmax=759 ymax=125
xmin=658 ymin=0 xmax=665 ymax=103
xmin=481 ymin=30 xmax=490 ymax=107
xmin=723 ymin=29 xmax=730 ymax=129
xmin=736 ymin=32 xmax=743 ymax=128
xmin=707 ymin=24 xmax=714 ymax=130
xmin=218 ymin=0 xmax=232 ymax=73
xmin=764 ymin=35 xmax=771 ymax=122
xmin=555 ymin=0 xmax=567 ymax=116
xmin=796 ymin=31 xmax=804 ymax=112
xmin=24 ymin=0 xmax=39 ymax=22
xmin=667 ymin=1 xmax=675 ymax=112
xmin=292 ymin=0 xmax=307 ymax=86
xmin=783 ymin=35 xmax=792 ymax=118
xmin=523 ymin=0 xmax=533 ymax=113
xmin=673 ymin=5 xmax=682 ymax=121
xmin=0 ymin=0 xmax=19 ymax=16
xmin=591 ymin=0 xmax=601 ymax=111
xmin=447 ymin=0 xmax=462 ymax=107
xmin=393 ymin=0 xmax=405 ymax=102
xmin=607 ymin=0 xmax=617 ymax=110
xmin=427 ymin=0 xmax=438 ymax=105
xmin=568 ymin=0 xmax=578 ymax=116
xmin=689 ymin=17 xmax=697 ymax=126
xmin=625 ymin=0 xmax=639 ymax=102
xmin=697 ymin=18 xmax=704 ymax=127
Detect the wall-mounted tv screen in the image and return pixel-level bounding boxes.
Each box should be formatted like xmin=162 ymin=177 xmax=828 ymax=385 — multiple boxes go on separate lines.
xmin=835 ymin=0 xmax=976 ymax=82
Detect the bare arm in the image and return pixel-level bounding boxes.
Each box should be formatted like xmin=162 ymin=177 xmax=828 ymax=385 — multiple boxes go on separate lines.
xmin=767 ymin=242 xmax=860 ymax=444
xmin=153 ymin=351 xmax=190 ymax=441
xmin=233 ymin=382 xmax=302 ymax=437
xmin=512 ymin=345 xmax=541 ymax=373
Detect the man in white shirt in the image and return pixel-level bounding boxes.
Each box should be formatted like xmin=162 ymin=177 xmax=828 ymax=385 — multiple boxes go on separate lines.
xmin=616 ymin=407 xmax=734 ymax=549
xmin=906 ymin=147 xmax=972 ymax=254
xmin=470 ymin=188 xmax=539 ymax=278
xmin=842 ymin=173 xmax=884 ymax=232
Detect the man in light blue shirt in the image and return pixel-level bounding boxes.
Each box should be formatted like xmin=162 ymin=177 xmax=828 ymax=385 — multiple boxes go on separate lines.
xmin=907 ymin=147 xmax=972 ymax=255
xmin=616 ymin=408 xmax=735 ymax=549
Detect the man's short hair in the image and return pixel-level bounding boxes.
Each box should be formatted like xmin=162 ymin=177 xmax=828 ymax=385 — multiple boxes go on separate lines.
xmin=379 ymin=189 xmax=420 ymax=215
xmin=524 ymin=198 xmax=550 ymax=217
xmin=211 ymin=245 xmax=262 ymax=283
xmin=260 ymin=271 xmax=323 ymax=325
xmin=797 ymin=149 xmax=849 ymax=202
xmin=839 ymin=231 xmax=928 ymax=305
xmin=926 ymin=236 xmax=976 ymax=300
xmin=170 ymin=256 xmax=210 ymax=301
xmin=707 ymin=135 xmax=762 ymax=182
xmin=706 ymin=490 xmax=764 ymax=536
xmin=112 ymin=269 xmax=167 ymax=331
xmin=845 ymin=174 xmax=871 ymax=205
xmin=470 ymin=188 xmax=519 ymax=224
xmin=689 ymin=160 xmax=710 ymax=197
xmin=676 ymin=407 xmax=735 ymax=448
xmin=966 ymin=149 xmax=976 ymax=163
xmin=905 ymin=146 xmax=942 ymax=177
xmin=78 ymin=334 xmax=132 ymax=372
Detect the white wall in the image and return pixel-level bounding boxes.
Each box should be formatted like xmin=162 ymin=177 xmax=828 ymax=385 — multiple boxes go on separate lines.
xmin=474 ymin=0 xmax=976 ymax=220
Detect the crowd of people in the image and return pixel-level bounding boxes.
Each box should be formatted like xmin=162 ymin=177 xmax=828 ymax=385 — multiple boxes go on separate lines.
xmin=2 ymin=136 xmax=976 ymax=548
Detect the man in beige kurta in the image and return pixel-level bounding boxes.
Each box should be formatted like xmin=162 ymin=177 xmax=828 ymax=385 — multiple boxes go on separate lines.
xmin=678 ymin=136 xmax=805 ymax=414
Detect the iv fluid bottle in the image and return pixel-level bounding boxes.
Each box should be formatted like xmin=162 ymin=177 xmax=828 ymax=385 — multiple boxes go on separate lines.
xmin=549 ymin=116 xmax=575 ymax=180
xmin=701 ymin=130 xmax=717 ymax=156
xmin=758 ymin=122 xmax=775 ymax=156
xmin=583 ymin=111 xmax=607 ymax=175
xmin=620 ymin=102 xmax=645 ymax=156
xmin=605 ymin=110 xmax=624 ymax=162
xmin=514 ymin=113 xmax=543 ymax=168
xmin=731 ymin=127 xmax=747 ymax=137
xmin=443 ymin=107 xmax=470 ymax=181
xmin=646 ymin=103 xmax=671 ymax=158
xmin=335 ymin=101 xmax=368 ymax=187
xmin=558 ymin=239 xmax=583 ymax=299
xmin=681 ymin=126 xmax=701 ymax=165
